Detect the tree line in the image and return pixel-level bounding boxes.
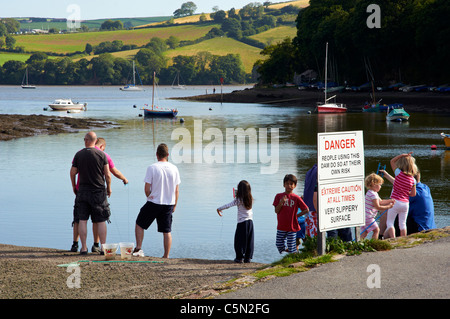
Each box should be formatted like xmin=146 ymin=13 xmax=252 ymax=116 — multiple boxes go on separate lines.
xmin=0 ymin=48 xmax=247 ymax=86
xmin=256 ymin=0 xmax=450 ymax=86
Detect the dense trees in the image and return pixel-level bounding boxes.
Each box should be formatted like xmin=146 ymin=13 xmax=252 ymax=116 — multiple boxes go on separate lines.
xmin=257 ymin=0 xmax=450 ymax=85
xmin=0 ymin=49 xmax=247 ymax=85
xmin=173 ymin=2 xmax=198 ymax=18
xmin=100 ymin=20 xmax=124 ymax=31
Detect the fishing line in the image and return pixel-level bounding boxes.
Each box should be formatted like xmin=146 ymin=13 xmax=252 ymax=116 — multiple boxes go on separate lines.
xmin=219 ymin=214 xmax=225 ymax=243
xmin=126 ymin=183 xmax=130 ymax=241
xmin=359 ymin=209 xmax=388 ymax=236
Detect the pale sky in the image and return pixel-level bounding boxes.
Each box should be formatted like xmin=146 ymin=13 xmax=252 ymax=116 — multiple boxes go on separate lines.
xmin=0 ymin=0 xmax=286 ymax=20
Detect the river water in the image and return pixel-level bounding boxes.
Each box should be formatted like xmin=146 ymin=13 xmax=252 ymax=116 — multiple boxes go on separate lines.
xmin=0 ymin=85 xmax=448 ymax=263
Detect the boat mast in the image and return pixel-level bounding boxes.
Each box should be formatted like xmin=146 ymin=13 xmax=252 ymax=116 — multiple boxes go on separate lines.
xmin=152 ymin=71 xmax=155 ymax=111
xmin=324 ymin=42 xmax=328 ymax=104
xmin=133 ymin=61 xmax=136 ymax=86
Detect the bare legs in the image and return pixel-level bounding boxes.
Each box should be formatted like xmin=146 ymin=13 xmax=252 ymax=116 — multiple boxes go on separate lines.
xmin=135 ymin=224 xmax=172 ymax=258
xmin=79 ymin=221 xmax=106 ymax=253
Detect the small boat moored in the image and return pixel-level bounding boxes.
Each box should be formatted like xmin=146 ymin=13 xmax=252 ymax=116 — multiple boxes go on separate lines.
xmin=143 ymin=107 xmax=178 ymax=117
xmin=315 ymin=43 xmax=347 ymax=114
xmin=49 ymin=99 xmax=87 ymax=111
xmin=386 ymin=105 xmax=409 ymax=122
xmin=120 ymin=61 xmax=143 ymax=91
xmin=21 ymin=67 xmax=36 ymax=89
xmin=142 ymin=72 xmax=178 ymax=118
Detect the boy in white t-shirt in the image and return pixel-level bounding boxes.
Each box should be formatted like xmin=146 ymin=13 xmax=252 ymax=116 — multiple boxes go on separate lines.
xmin=361 ymin=173 xmax=395 ymax=239
xmin=134 ymin=144 xmax=181 ymax=258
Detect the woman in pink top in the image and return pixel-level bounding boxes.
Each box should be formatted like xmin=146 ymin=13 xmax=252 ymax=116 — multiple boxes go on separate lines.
xmin=384 ymin=152 xmax=417 ymax=238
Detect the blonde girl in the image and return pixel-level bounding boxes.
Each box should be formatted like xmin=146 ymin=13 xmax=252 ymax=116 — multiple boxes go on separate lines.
xmin=384 ymin=153 xmax=417 ymax=238
xmin=362 ymin=173 xmax=395 ymax=239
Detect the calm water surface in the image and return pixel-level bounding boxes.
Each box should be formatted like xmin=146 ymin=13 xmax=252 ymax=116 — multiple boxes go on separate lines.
xmin=0 ymin=86 xmax=448 ymax=263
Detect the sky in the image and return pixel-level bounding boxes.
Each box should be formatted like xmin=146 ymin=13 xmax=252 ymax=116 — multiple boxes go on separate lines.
xmin=0 ymin=0 xmax=283 ymax=20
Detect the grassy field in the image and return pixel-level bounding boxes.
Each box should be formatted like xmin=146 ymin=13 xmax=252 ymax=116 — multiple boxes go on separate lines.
xmin=0 ymin=52 xmax=31 ymax=65
xmin=12 ymin=25 xmax=293 ymax=72
xmin=165 ymin=37 xmax=264 ymax=73
xmin=250 ymin=25 xmax=297 ymax=46
xmin=14 ymin=24 xmax=219 ymax=54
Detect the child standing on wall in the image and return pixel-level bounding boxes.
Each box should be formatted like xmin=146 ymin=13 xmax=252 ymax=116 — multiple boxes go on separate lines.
xmin=273 ymin=174 xmax=309 ymax=254
xmin=384 ymin=152 xmax=417 ymax=238
xmin=217 ymin=180 xmax=254 ymax=263
xmin=361 ymin=173 xmax=395 ymax=239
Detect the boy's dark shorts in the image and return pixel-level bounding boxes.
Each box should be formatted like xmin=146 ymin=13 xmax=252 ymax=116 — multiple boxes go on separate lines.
xmin=74 ymin=189 xmax=111 ymax=223
xmin=136 ymin=201 xmax=174 ymax=233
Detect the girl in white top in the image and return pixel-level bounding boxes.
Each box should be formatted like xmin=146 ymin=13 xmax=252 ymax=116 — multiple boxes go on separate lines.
xmin=217 ymin=180 xmax=254 ymax=263
xmin=361 ymin=173 xmax=395 ymax=239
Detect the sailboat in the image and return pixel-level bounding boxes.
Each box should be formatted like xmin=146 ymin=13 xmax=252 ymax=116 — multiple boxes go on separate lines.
xmin=120 ymin=61 xmax=143 ymax=91
xmin=143 ymin=72 xmax=178 ymax=118
xmin=171 ymin=71 xmax=185 ymax=89
xmin=21 ymin=67 xmax=36 ymax=89
xmin=316 ymin=42 xmax=347 ymax=113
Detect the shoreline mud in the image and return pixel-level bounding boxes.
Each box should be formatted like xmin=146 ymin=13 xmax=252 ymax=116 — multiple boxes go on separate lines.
xmin=0 ymin=243 xmax=265 ymax=299
xmin=0 ymin=114 xmax=115 ymax=141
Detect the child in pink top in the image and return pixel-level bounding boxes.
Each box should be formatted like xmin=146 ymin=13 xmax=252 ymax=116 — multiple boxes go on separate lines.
xmin=384 ymin=152 xmax=417 ymax=238
xmin=361 ymin=173 xmax=395 ymax=239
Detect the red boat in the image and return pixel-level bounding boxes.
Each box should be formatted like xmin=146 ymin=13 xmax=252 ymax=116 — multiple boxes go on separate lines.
xmin=315 ymin=43 xmax=347 ymax=114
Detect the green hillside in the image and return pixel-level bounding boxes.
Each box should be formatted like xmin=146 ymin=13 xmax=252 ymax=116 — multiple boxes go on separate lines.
xmin=0 ymin=1 xmax=307 ymax=84
xmin=166 ymin=37 xmax=263 ymax=73
xmin=13 ymin=24 xmax=219 ymax=54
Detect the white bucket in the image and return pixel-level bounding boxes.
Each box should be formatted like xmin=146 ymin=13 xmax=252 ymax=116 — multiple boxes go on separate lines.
xmin=119 ymin=242 xmax=134 ymax=260
xmin=103 ymin=243 xmax=118 ymax=260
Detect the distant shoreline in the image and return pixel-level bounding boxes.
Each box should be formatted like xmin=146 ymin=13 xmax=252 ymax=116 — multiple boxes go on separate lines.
xmin=173 ymin=87 xmax=450 ymax=114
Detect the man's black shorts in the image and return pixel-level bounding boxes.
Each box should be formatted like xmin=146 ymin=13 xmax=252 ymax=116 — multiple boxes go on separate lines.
xmin=74 ymin=189 xmax=111 ymax=223
xmin=136 ymin=201 xmax=174 ymax=233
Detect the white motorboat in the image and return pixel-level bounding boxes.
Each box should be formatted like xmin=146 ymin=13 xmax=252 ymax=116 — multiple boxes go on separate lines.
xmin=48 ymin=99 xmax=87 ymax=111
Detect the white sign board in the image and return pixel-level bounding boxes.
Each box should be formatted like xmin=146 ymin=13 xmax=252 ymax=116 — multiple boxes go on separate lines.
xmin=317 ymin=131 xmax=365 ymax=232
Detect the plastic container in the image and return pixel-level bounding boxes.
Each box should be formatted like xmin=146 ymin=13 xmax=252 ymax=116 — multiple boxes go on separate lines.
xmin=103 ymin=243 xmax=118 ymax=260
xmin=119 ymin=242 xmax=134 ymax=260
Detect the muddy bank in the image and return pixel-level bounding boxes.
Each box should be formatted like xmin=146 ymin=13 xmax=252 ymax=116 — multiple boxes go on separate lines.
xmin=0 ymin=114 xmax=115 ymax=141
xmin=173 ymin=87 xmax=450 ymax=113
xmin=0 ymin=244 xmax=264 ymax=299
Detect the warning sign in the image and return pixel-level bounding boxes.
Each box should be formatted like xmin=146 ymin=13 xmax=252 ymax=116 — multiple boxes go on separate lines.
xmin=317 ymin=131 xmax=365 ymax=232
